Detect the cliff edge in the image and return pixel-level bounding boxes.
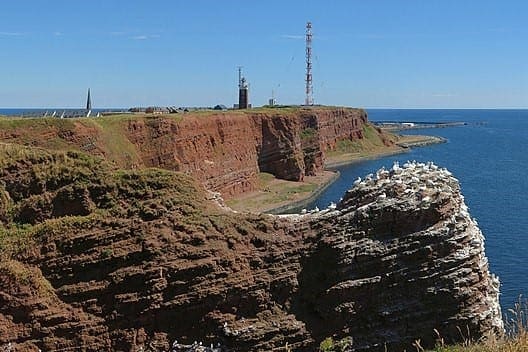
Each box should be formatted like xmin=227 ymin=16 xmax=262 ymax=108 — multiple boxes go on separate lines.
xmin=0 ymin=107 xmax=392 ymax=199
xmin=0 ymin=145 xmax=501 ymax=351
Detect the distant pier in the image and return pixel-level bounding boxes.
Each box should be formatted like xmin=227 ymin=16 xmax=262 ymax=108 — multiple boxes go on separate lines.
xmin=374 ymin=121 xmax=467 ymax=131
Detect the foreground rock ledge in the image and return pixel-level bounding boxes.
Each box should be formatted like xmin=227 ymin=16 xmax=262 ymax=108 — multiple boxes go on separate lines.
xmin=0 ymin=150 xmax=502 ymax=351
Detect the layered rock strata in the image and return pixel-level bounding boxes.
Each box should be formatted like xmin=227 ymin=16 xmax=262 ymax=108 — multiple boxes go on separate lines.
xmin=0 ymin=107 xmax=372 ymax=198
xmin=0 ymin=146 xmax=501 ymax=351
xmin=294 ymin=161 xmax=503 ymax=350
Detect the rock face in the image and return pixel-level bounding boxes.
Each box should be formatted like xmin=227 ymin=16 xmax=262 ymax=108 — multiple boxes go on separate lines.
xmin=294 ymin=161 xmax=503 ymax=350
xmin=0 ymin=146 xmax=502 ymax=352
xmin=0 ymin=107 xmax=372 ymax=198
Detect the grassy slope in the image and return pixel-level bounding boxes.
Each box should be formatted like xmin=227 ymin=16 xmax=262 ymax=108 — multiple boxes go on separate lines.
xmin=0 ymin=107 xmax=377 ymax=168
xmin=0 ymin=114 xmax=182 ymax=168
xmin=0 ymin=130 xmax=523 ymax=351
xmin=0 ymin=142 xmax=207 ymax=261
xmin=226 ymin=171 xmax=326 ymax=212
xmin=326 ymin=124 xmax=399 ymax=159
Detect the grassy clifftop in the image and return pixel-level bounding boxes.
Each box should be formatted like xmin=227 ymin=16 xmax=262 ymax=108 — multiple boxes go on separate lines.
xmin=0 ymin=106 xmax=374 ymax=168
xmin=0 ymin=143 xmax=208 ymax=260
xmin=0 ymin=142 xmax=279 ymax=350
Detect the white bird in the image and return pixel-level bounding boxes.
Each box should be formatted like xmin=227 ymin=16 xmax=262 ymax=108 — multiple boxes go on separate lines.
xmin=328 ymin=202 xmax=337 ymax=210
xmin=378 ymin=192 xmax=387 ymax=200
xmin=301 ymin=208 xmax=307 ymax=214
xmin=403 ymin=161 xmax=415 ymax=169
xmin=354 ymin=177 xmax=362 ymax=186
xmin=314 ymin=206 xmax=320 ymax=212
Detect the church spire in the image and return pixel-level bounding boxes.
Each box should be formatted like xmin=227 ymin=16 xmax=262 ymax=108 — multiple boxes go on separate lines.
xmin=86 ymin=88 xmax=92 ymax=111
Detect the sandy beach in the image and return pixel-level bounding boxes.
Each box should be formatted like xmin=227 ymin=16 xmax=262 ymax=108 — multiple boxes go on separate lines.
xmin=227 ymin=134 xmax=445 ymax=213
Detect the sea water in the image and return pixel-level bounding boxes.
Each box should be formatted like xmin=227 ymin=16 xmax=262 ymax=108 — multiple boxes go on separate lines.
xmin=304 ymin=109 xmax=528 ymax=310
xmin=1 ymin=108 xmax=525 ymax=310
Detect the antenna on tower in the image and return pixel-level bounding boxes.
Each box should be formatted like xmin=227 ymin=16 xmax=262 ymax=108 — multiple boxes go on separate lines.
xmin=238 ymin=66 xmax=243 ymax=89
xmin=305 ymin=21 xmax=314 ymax=106
xmin=237 ymin=66 xmax=249 ymax=109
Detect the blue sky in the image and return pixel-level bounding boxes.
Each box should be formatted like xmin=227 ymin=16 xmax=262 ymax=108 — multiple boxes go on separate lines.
xmin=1 ymin=0 xmax=528 ymax=108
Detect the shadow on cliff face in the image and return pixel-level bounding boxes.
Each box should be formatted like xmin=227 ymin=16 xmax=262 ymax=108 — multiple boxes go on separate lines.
xmin=290 ymin=194 xmax=471 ymax=351
xmin=289 ymin=231 xmax=467 ymax=351
xmin=257 ymin=117 xmax=305 ymax=181
xmin=291 ymin=239 xmax=342 ymax=348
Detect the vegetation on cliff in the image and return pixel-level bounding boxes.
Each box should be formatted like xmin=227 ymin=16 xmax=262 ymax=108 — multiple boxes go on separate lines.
xmin=0 ymin=107 xmax=385 ymax=199
xmin=0 ymin=143 xmax=209 ymax=255
xmin=0 ymin=108 xmax=494 ymax=351
xmin=0 ymin=142 xmax=282 ymax=351
xmin=0 ymin=142 xmax=503 ymax=351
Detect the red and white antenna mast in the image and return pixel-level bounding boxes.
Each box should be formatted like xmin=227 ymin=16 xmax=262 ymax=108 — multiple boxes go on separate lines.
xmin=305 ymin=21 xmax=314 ymax=106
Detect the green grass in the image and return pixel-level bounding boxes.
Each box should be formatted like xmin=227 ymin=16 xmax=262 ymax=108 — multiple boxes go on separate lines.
xmin=272 ymin=184 xmax=317 ymax=203
xmin=84 ymin=117 xmax=142 ymax=167
xmin=300 ymin=127 xmax=317 ymax=140
xmin=319 ymin=337 xmax=353 ymax=351
xmin=423 ymin=333 xmax=528 ymax=352
xmin=334 ymin=138 xmax=363 ymax=153
xmin=0 ymin=259 xmax=55 ymax=297
xmin=0 ymin=143 xmax=208 ymax=259
xmin=0 ymin=117 xmax=77 ymax=150
xmin=327 ymin=123 xmax=396 ymax=159
xmin=316 ymin=302 xmax=528 ymax=352
xmin=258 ymin=172 xmax=275 ymax=187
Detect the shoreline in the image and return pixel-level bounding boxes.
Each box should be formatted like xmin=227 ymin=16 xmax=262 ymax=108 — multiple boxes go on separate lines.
xmin=228 ymin=134 xmax=446 ymax=214
xmin=323 ymin=135 xmax=446 ymax=169
xmin=324 ymin=148 xmax=408 ymax=169
xmin=265 ymin=171 xmax=340 ymax=214
xmin=395 ymin=135 xmax=446 ymax=148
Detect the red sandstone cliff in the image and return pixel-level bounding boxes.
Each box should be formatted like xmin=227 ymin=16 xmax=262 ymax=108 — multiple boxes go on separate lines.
xmin=0 ymin=107 xmax=381 ymax=198
xmin=0 ymin=146 xmax=502 ymax=351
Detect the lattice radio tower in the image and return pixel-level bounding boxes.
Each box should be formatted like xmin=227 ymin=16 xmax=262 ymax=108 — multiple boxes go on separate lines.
xmin=305 ymin=21 xmax=314 ymax=106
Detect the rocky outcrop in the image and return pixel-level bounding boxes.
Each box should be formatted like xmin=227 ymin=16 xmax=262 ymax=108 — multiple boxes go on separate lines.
xmin=0 ymin=146 xmax=502 ymax=351
xmin=0 ymin=107 xmax=375 ymax=198
xmin=292 ymin=161 xmax=503 ymax=350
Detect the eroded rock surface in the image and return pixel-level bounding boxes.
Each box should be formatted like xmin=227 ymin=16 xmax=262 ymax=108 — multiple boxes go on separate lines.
xmin=291 ymin=161 xmax=503 ymax=350
xmin=0 ymin=107 xmax=373 ymax=198
xmin=0 ymin=146 xmax=501 ymax=351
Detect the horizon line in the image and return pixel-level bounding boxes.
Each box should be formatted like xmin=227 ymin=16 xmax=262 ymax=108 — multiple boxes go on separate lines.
xmin=3 ymin=106 xmax=528 ymax=111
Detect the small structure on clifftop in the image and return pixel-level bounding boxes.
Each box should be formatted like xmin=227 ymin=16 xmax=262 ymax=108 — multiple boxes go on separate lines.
xmin=213 ymin=104 xmax=227 ymax=111
xmin=237 ymin=66 xmax=249 ymax=109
